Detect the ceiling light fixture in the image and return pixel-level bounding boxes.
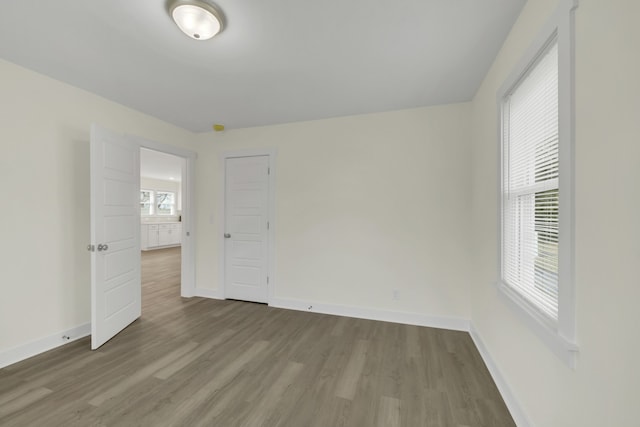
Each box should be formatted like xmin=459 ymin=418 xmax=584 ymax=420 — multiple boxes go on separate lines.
xmin=169 ymin=0 xmax=224 ymax=41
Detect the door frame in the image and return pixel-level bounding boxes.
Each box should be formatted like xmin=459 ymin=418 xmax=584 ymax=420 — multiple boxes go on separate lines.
xmin=133 ymin=136 xmax=197 ymax=297
xmin=218 ymin=148 xmax=277 ymax=303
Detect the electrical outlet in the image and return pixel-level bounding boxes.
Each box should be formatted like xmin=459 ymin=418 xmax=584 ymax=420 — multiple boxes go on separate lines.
xmin=392 ymin=290 xmax=400 ymax=300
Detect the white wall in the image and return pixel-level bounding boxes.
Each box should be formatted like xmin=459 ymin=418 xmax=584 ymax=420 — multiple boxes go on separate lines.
xmin=469 ymin=0 xmax=640 ymax=425
xmin=0 ymin=59 xmax=196 ymax=354
xmin=194 ymin=103 xmax=472 ymax=323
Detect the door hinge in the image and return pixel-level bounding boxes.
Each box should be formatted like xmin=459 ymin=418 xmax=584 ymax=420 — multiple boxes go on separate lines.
xmin=87 ymin=244 xmax=95 ymax=252
xmin=268 ymin=166 xmax=270 ymax=175
xmin=267 ymin=221 xmax=270 ymax=230
xmin=267 ymin=276 xmax=269 ymax=284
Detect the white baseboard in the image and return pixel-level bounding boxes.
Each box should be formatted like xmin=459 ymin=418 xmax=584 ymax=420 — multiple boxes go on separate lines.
xmin=0 ymin=323 xmax=91 ymax=369
xmin=469 ymin=325 xmax=532 ymax=427
xmin=193 ymin=287 xmax=223 ymax=299
xmin=270 ymin=297 xmax=470 ymax=332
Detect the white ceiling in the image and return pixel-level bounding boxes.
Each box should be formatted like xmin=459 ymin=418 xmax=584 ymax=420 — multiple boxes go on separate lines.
xmin=140 ymin=148 xmax=183 ymax=182
xmin=0 ymin=0 xmax=525 ymax=132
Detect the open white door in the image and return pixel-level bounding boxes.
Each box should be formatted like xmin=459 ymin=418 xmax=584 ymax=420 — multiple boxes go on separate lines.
xmin=90 ymin=124 xmax=141 ymax=350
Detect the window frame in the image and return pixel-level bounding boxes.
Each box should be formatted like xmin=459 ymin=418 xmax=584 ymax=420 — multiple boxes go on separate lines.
xmin=496 ymin=0 xmax=578 ymax=368
xmin=140 ymin=189 xmax=154 ymax=216
xmin=155 ymin=190 xmax=176 ymax=216
xmin=140 ymin=189 xmax=177 ymax=217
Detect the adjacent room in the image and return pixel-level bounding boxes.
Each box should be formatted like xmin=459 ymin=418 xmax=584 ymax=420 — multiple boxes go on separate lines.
xmin=1 ymin=0 xmax=638 ymax=426
xmin=140 ymin=148 xmax=185 ymax=310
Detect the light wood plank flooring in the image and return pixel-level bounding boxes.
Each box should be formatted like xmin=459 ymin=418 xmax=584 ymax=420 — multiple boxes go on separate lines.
xmin=0 ymin=247 xmax=515 ymax=426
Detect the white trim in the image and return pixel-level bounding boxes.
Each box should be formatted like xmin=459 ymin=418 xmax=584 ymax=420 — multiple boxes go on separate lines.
xmin=497 ymin=0 xmax=578 ymax=97
xmin=0 ymin=323 xmax=90 ymax=369
xmin=270 ymin=297 xmax=470 ymax=332
xmin=470 ymin=325 xmax=533 ymax=427
xmin=496 ymin=281 xmax=578 ymax=368
xmin=556 ymin=0 xmax=578 ymax=347
xmin=496 ymin=0 xmax=579 ymax=367
xmin=218 ymin=148 xmax=277 ymax=303
xmin=133 ymin=137 xmax=198 ymax=298
xmin=193 ymin=287 xmax=224 ymax=299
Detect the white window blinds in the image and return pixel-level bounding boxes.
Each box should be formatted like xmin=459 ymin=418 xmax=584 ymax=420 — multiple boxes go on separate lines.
xmin=502 ymin=38 xmax=559 ymax=320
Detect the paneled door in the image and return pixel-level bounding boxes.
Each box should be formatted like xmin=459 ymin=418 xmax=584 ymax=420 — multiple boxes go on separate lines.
xmin=224 ymin=156 xmax=270 ymax=303
xmin=90 ymin=124 xmax=141 ymax=349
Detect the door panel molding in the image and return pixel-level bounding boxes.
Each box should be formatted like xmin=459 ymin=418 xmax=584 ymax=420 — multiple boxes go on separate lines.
xmin=90 ymin=124 xmax=141 ymax=349
xmin=218 ymin=148 xmax=277 ymax=304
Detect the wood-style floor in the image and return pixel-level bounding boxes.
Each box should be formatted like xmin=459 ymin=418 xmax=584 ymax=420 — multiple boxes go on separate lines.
xmin=0 ymin=247 xmax=515 ymax=426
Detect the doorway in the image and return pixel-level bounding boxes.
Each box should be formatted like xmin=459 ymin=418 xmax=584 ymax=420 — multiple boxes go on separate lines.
xmin=140 ymin=148 xmax=185 ymax=311
xmin=89 ymin=124 xmax=197 ymax=349
xmin=135 ymin=137 xmax=197 ymax=300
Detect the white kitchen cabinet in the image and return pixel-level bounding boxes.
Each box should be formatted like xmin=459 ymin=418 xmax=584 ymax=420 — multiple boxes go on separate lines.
xmin=141 ymin=223 xmax=181 ymax=250
xmin=148 ymin=224 xmax=159 ymax=247
xmin=158 ymin=224 xmax=172 ymax=246
xmin=171 ymin=223 xmax=182 ymax=245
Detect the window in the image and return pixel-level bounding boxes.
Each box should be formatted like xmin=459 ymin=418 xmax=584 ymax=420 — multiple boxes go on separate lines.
xmin=140 ymin=190 xmax=152 ymax=216
xmin=141 ymin=190 xmax=176 ymax=216
xmin=156 ymin=191 xmax=176 ymax=216
xmin=498 ymin=0 xmax=578 ymax=367
xmin=502 ymin=38 xmax=559 ymax=320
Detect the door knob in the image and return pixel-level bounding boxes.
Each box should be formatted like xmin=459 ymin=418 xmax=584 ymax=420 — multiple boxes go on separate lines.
xmin=224 ymin=233 xmax=231 ymax=238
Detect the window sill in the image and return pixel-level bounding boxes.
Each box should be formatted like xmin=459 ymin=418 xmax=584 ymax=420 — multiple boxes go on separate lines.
xmin=495 ymin=281 xmax=578 ymax=368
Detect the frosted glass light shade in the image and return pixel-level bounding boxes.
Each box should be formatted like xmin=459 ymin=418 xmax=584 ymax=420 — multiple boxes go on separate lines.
xmin=170 ymin=1 xmax=222 ymax=40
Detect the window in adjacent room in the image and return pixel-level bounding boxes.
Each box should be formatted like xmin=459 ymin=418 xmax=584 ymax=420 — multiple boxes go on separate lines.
xmin=140 ymin=189 xmax=176 ymax=216
xmin=140 ymin=190 xmax=153 ymax=216
xmin=156 ymin=191 xmax=176 ymax=216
